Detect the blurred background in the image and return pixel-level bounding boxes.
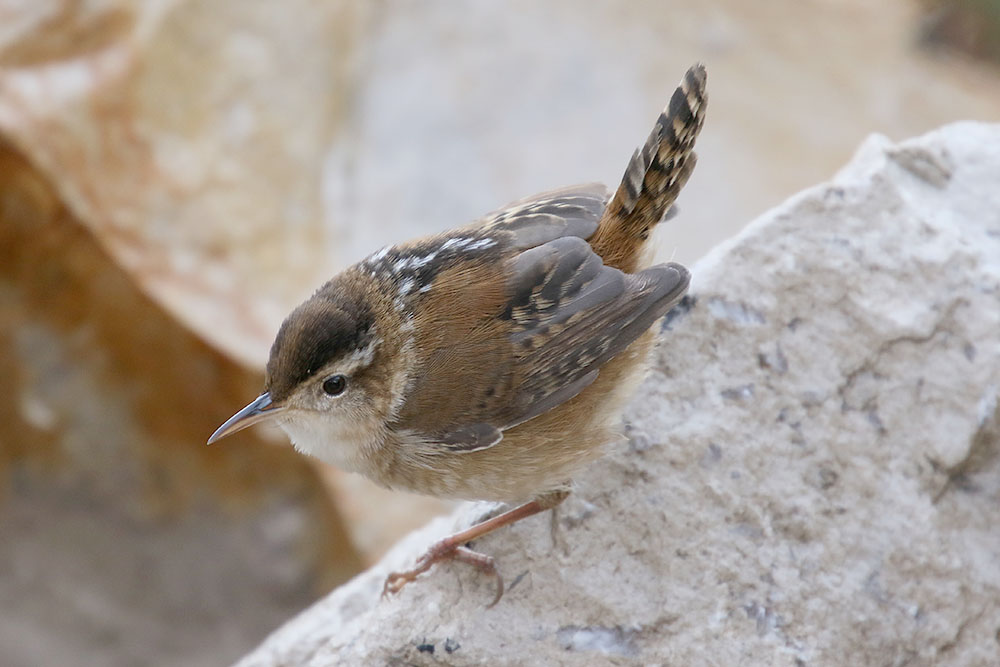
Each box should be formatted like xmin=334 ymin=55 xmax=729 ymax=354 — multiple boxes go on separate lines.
xmin=1 ymin=0 xmax=998 ymax=665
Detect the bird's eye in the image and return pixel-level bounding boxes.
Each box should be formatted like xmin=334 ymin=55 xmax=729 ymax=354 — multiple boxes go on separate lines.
xmin=322 ymin=375 xmax=347 ymax=396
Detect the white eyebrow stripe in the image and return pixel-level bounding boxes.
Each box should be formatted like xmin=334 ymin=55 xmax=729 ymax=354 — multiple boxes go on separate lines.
xmin=334 ymin=334 xmax=380 ymax=374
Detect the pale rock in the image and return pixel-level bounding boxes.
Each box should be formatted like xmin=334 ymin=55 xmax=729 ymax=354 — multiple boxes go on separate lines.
xmin=237 ymin=122 xmax=1000 ymax=666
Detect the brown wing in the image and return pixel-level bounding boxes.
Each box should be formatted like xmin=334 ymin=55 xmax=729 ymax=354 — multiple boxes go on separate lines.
xmin=395 ymin=229 xmax=689 ymax=453
xmin=390 ymin=185 xmax=613 ymax=452
xmin=499 ymin=237 xmax=689 ymax=428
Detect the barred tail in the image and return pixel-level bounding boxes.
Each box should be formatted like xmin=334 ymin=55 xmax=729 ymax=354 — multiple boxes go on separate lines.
xmin=589 ymin=64 xmax=707 ymax=273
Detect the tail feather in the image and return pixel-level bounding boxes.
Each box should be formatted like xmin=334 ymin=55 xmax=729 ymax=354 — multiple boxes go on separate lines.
xmin=589 ymin=64 xmax=708 ymax=273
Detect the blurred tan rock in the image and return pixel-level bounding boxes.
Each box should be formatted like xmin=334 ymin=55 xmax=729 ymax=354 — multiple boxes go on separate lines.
xmin=236 ymin=122 xmax=1000 ymax=667
xmin=0 ymin=143 xmax=362 ymax=666
xmin=0 ymin=0 xmax=360 ymax=365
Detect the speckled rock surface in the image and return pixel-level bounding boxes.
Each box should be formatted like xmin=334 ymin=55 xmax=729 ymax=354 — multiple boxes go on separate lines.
xmin=236 ymin=122 xmax=1000 ymax=666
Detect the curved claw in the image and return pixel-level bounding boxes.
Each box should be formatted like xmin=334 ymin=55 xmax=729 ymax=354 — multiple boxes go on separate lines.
xmin=381 ymin=571 xmax=411 ymax=599
xmin=378 ymin=498 xmax=558 ymax=606
xmin=453 ymin=546 xmax=504 ymax=607
xmin=380 ymin=542 xmax=505 ymax=607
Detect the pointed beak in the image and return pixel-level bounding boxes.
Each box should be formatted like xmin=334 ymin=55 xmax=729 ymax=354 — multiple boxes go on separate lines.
xmin=207 ymin=392 xmax=284 ymax=444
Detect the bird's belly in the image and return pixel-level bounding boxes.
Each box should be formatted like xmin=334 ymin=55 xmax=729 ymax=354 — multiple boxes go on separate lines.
xmin=384 ymin=333 xmax=655 ymax=503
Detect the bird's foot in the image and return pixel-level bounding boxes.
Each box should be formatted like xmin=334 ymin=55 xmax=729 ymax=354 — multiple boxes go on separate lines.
xmin=382 ymin=541 xmax=504 ymax=607
xmin=379 ymin=497 xmax=563 ymax=607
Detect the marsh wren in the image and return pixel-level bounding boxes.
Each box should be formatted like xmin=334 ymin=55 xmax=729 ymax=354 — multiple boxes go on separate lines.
xmin=210 ymin=65 xmax=707 ymax=605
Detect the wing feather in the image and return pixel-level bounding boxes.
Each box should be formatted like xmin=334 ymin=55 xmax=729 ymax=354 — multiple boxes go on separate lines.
xmin=479 ymin=183 xmax=609 ymax=248
xmin=408 ymin=234 xmax=689 ymax=452
xmin=503 ymin=239 xmax=689 ymax=427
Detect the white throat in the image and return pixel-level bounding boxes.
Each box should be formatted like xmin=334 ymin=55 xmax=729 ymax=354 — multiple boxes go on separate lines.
xmin=277 ymin=411 xmax=377 ymax=474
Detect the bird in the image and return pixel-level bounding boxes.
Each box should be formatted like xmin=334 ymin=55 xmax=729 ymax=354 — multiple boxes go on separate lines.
xmin=209 ymin=64 xmax=708 ymax=606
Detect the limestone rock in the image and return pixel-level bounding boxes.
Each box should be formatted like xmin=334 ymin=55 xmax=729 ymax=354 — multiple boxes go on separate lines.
xmin=237 ymin=122 xmax=1000 ymax=666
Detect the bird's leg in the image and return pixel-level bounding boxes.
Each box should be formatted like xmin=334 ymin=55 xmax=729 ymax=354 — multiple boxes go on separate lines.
xmin=382 ymin=489 xmax=569 ymax=607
